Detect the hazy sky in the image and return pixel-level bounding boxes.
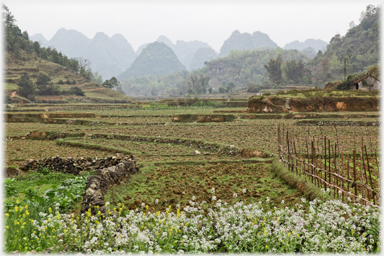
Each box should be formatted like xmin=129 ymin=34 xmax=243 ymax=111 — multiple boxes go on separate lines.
xmin=4 ymin=0 xmax=380 ymax=52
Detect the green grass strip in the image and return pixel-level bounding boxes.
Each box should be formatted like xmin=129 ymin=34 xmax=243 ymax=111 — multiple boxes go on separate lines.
xmin=269 ymin=157 xmax=332 ymax=201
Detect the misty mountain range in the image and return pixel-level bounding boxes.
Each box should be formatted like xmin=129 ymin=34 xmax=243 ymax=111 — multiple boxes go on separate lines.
xmin=30 ymin=28 xmax=327 ymax=80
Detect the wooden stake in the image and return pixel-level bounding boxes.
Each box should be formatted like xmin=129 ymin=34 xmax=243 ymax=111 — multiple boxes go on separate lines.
xmin=328 ymin=139 xmax=331 ymax=195
xmin=353 ymin=150 xmax=357 ymax=200
xmin=324 ymin=136 xmax=327 ymax=191
xmin=341 ymin=147 xmax=344 ymax=203
xmin=365 ymin=145 xmax=375 ymax=205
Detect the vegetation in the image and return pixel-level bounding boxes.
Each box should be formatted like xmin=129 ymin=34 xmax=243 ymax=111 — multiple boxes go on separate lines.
xmin=307 ymin=5 xmax=380 ymax=84
xmin=118 ymin=42 xmax=186 ymax=80
xmin=219 ymin=30 xmax=278 ymax=58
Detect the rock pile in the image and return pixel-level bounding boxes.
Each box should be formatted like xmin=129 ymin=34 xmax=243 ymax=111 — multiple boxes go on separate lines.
xmin=81 ymin=156 xmax=138 ymax=215
xmin=18 ymin=154 xmax=136 ymax=175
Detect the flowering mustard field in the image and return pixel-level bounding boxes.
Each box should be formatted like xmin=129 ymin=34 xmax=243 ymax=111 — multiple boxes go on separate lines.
xmin=4 ymin=195 xmax=380 ymax=254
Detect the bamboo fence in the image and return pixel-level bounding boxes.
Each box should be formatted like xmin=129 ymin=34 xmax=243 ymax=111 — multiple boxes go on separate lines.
xmin=277 ymin=123 xmax=380 ymax=207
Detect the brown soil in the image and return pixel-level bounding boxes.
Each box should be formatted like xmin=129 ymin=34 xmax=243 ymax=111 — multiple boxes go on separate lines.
xmin=105 ymin=163 xmax=303 ymax=213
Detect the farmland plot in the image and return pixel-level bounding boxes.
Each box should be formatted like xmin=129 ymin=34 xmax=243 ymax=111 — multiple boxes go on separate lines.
xmin=3 ymin=107 xmax=381 ymax=254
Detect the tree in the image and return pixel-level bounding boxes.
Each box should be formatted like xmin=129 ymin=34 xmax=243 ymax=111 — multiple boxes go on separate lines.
xmin=264 ymin=54 xmax=283 ymax=84
xmin=70 ymin=86 xmax=85 ymax=96
xmin=186 ymin=73 xmax=210 ymax=96
xmin=17 ymin=72 xmax=36 ymax=100
xmin=329 ymin=53 xmax=342 ymax=74
xmin=91 ymin=71 xmax=103 ymax=84
xmin=36 ymin=73 xmax=51 ymax=86
xmin=320 ymin=57 xmax=330 ymax=75
xmin=102 ymin=77 xmax=120 ymax=89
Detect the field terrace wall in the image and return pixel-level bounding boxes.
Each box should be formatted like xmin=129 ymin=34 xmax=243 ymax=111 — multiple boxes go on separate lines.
xmin=247 ymin=96 xmax=379 ymax=113
xmin=17 ymin=154 xmax=139 ymax=215
xmin=172 ymin=114 xmax=236 ymax=122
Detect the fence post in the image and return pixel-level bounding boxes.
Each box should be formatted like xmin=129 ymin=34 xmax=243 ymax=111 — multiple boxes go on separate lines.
xmin=328 ymin=139 xmax=331 ymax=195
xmin=324 ymin=136 xmax=327 ymax=191
xmin=365 ymin=145 xmax=375 ymax=205
xmin=353 ymin=150 xmax=357 ymax=200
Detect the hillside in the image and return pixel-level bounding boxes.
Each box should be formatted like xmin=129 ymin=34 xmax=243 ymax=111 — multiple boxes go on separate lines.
xmin=283 ymin=39 xmax=328 ymax=52
xmin=307 ymin=4 xmax=380 ymax=83
xmin=188 ymin=47 xmax=218 ymax=71
xmin=118 ymin=42 xmax=186 ymax=80
xmin=218 ymin=30 xmax=278 ymax=58
xmin=30 ymin=28 xmax=136 ymax=80
xmin=119 ymin=47 xmax=309 ymax=96
xmin=155 ymin=35 xmax=217 ymax=70
xmin=5 ymin=52 xmax=132 ymax=103
xmin=199 ymin=48 xmax=309 ymax=90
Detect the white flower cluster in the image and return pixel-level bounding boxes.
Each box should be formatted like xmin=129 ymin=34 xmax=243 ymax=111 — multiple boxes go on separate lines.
xmin=28 ymin=197 xmax=379 ymax=254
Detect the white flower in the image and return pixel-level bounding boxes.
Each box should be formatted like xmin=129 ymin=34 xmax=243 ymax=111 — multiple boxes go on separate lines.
xmin=243 ymin=188 xmax=246 ymax=194
xmin=211 ymin=188 xmax=215 ymax=194
xmin=192 ymin=196 xmax=196 ymax=200
xmin=233 ymin=193 xmax=238 ymax=198
xmin=155 ymin=199 xmax=159 ymax=204
xmin=105 ymin=202 xmax=110 ymax=206
xmin=281 ymin=200 xmax=285 ymax=205
xmin=266 ymin=197 xmax=270 ymax=203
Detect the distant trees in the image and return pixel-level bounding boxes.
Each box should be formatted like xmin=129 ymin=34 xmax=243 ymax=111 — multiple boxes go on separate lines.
xmin=35 ymin=73 xmax=61 ymax=96
xmin=91 ymin=71 xmax=103 ymax=84
xmin=283 ymin=59 xmax=305 ymax=83
xmin=17 ymin=73 xmax=36 ymax=100
xmin=320 ymin=57 xmax=330 ymax=75
xmin=264 ymin=54 xmax=283 ymax=84
xmin=186 ymin=73 xmax=210 ymax=96
xmin=102 ymin=77 xmax=120 ymax=89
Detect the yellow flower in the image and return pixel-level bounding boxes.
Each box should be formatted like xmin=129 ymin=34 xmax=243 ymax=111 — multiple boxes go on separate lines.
xmin=49 ymin=207 xmax=52 ymax=213
xmin=266 ymin=245 xmax=268 ymax=249
xmin=5 ymin=226 xmax=8 ymax=229
xmin=288 ymin=232 xmax=291 ymax=237
xmin=25 ymin=205 xmax=28 ymax=209
xmin=5 ymin=213 xmax=9 ymax=218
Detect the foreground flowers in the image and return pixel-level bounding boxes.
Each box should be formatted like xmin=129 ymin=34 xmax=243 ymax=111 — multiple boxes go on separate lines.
xmin=4 ymin=197 xmax=380 ymax=254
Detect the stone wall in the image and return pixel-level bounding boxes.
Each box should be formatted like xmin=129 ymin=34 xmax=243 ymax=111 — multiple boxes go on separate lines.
xmin=14 ymin=154 xmax=139 ymax=216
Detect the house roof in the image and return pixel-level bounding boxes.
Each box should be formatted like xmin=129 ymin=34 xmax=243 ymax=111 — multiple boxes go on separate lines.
xmin=353 ymin=73 xmax=380 ymax=84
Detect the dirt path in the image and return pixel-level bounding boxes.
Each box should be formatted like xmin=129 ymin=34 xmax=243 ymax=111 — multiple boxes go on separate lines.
xmin=82 ymin=87 xmax=105 ymax=91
